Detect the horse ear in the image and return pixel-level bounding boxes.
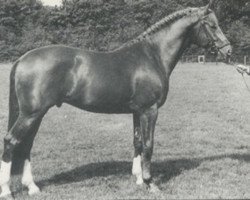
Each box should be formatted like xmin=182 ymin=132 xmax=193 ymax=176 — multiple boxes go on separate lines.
xmin=205 ymin=0 xmax=215 ymax=14
xmin=208 ymin=0 xmax=215 ymax=8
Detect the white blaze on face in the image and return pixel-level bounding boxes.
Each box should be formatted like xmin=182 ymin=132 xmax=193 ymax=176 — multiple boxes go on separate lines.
xmin=0 ymin=161 xmax=11 ymax=197
xmin=22 ymin=160 xmax=40 ymax=195
xmin=132 ymin=155 xmax=143 ymax=185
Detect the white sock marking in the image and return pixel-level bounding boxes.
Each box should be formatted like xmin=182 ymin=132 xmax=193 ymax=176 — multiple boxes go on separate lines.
xmin=0 ymin=161 xmax=11 ymax=197
xmin=22 ymin=160 xmax=40 ymax=195
xmin=0 ymin=184 xmax=11 ymax=197
xmin=132 ymin=155 xmax=141 ymax=175
xmin=132 ymin=155 xmax=143 ymax=185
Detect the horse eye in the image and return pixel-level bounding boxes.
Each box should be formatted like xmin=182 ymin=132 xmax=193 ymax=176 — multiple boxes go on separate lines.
xmin=211 ymin=25 xmax=217 ymax=29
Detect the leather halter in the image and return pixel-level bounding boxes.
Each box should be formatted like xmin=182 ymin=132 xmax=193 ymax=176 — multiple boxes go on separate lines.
xmin=198 ymin=17 xmax=231 ymax=54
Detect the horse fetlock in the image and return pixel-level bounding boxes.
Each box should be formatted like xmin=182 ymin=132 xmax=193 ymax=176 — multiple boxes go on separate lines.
xmin=132 ymin=156 xmax=144 ymax=185
xmin=0 ymin=162 xmax=11 ymax=185
xmin=22 ymin=178 xmax=40 ymax=195
xmin=142 ymin=170 xmax=151 ymax=183
xmin=135 ymin=173 xmax=143 ymax=185
xmin=0 ymin=175 xmax=9 ymax=187
xmin=0 ymin=167 xmax=11 ymax=198
xmin=21 ymin=171 xmax=33 ymax=186
xmin=0 ymin=172 xmax=9 ymax=186
xmin=132 ymin=155 xmax=142 ymax=175
xmin=21 ymin=177 xmax=32 ymax=188
xmin=0 ymin=184 xmax=11 ymax=198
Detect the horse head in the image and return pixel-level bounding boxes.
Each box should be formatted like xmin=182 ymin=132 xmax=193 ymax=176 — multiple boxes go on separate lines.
xmin=191 ymin=0 xmax=232 ymax=61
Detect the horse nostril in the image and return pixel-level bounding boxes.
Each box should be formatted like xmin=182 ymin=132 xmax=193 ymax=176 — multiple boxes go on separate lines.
xmin=227 ymin=49 xmax=232 ymax=56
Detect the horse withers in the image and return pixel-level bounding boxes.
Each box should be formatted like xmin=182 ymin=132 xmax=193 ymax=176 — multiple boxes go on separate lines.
xmin=0 ymin=1 xmax=232 ymax=197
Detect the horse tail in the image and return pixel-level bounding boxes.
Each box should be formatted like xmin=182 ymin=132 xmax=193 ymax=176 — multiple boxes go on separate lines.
xmin=7 ymin=60 xmax=24 ymax=175
xmin=8 ymin=60 xmax=19 ymax=131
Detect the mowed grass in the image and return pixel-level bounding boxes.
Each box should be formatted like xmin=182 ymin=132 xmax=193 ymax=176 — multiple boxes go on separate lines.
xmin=0 ymin=62 xmax=249 ymax=199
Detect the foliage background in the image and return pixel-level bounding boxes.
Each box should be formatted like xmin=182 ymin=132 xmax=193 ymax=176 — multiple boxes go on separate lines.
xmin=0 ymin=0 xmax=249 ymax=61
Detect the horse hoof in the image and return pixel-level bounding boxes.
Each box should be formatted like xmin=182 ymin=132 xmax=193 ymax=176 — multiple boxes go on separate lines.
xmin=148 ymin=183 xmax=160 ymax=193
xmin=136 ymin=178 xmax=143 ymax=185
xmin=28 ymin=184 xmax=40 ymax=196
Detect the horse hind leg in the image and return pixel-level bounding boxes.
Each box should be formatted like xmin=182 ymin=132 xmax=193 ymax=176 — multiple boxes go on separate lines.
xmin=0 ymin=111 xmax=45 ymax=197
xmin=132 ymin=113 xmax=143 ymax=185
xmin=13 ymin=118 xmax=43 ymax=195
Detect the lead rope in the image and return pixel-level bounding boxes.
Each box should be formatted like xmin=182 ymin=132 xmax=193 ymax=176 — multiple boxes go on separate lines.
xmin=241 ymin=73 xmax=250 ymax=93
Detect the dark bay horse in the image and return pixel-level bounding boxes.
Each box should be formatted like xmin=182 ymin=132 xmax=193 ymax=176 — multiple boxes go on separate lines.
xmin=0 ymin=2 xmax=232 ymax=197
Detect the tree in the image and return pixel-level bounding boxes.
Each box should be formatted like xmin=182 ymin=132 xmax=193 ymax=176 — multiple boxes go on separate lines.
xmin=0 ymin=0 xmax=249 ymax=61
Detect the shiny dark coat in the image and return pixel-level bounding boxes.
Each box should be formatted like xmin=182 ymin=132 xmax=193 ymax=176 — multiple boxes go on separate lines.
xmin=2 ymin=6 xmax=232 ymax=192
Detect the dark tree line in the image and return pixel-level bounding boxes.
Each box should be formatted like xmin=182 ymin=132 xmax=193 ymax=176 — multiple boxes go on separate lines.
xmin=0 ymin=0 xmax=249 ymax=61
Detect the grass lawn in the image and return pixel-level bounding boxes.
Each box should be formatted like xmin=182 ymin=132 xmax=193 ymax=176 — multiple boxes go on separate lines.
xmin=0 ymin=62 xmax=249 ymax=199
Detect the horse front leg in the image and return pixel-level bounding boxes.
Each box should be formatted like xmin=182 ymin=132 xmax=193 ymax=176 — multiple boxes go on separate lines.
xmin=132 ymin=113 xmax=143 ymax=185
xmin=139 ymin=104 xmax=159 ymax=192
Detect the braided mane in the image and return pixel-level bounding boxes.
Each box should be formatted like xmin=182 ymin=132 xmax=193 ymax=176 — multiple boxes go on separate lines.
xmin=120 ymin=7 xmax=199 ymax=49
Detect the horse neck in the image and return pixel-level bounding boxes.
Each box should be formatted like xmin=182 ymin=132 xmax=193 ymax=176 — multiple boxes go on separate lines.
xmin=150 ymin=18 xmax=194 ymax=76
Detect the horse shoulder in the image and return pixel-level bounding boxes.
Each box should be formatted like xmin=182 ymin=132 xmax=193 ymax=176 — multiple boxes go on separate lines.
xmin=130 ymin=65 xmax=164 ymax=110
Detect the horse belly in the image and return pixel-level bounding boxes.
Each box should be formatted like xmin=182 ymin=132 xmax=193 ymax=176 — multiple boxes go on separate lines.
xmin=68 ymin=77 xmax=133 ymax=114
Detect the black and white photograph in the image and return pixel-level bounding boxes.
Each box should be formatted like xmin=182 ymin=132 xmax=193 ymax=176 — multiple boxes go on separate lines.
xmin=0 ymin=0 xmax=249 ymax=199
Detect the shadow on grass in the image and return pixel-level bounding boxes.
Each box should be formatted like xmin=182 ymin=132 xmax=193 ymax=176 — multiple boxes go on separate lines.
xmin=37 ymin=153 xmax=250 ymax=189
